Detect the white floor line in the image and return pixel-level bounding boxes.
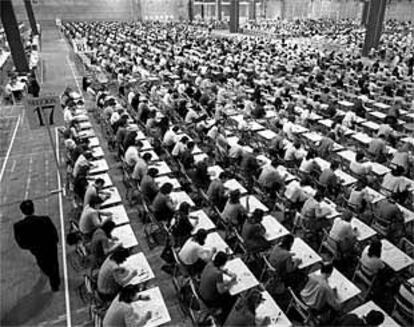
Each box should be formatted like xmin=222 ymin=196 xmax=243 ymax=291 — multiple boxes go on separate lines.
xmin=55 ymin=127 xmax=71 ymax=327
xmin=0 ymin=115 xmax=21 ymax=184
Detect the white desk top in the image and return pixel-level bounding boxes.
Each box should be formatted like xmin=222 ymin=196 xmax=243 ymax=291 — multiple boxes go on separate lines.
xmin=257 ymin=129 xmax=277 ymax=140
xmin=335 ymin=169 xmax=357 ymax=186
xmin=89 ymin=159 xmax=109 ymax=175
xmin=100 ymin=187 xmax=122 ymax=208
xmin=351 ymin=132 xmax=372 ymax=145
xmin=205 ymin=232 xmax=231 ymax=254
xmin=124 ymin=252 xmax=155 ymax=285
xmin=262 ymin=215 xmax=290 ymax=241
xmin=194 ymin=152 xmax=209 ymax=164
xmin=91 ymin=146 xmax=104 ymax=159
xmin=149 ymin=161 xmax=172 ymax=176
xmin=79 ymin=121 xmax=92 ymax=130
xmin=112 ymin=224 xmax=138 ymax=248
xmin=154 ymin=176 xmax=181 ymax=190
xmin=142 ymin=150 xmax=160 ymax=162
xmin=311 ymin=268 xmax=361 ymax=304
xmin=256 ymin=291 xmax=292 ymax=327
xmin=101 ymin=204 xmax=129 ymax=225
xmin=88 ymin=137 xmax=100 ymax=147
xmin=351 ymin=301 xmax=399 ymax=327
xmin=240 ymin=195 xmax=269 ymax=214
xmin=397 ymin=204 xmax=414 ymax=224
xmin=381 ymin=239 xmax=414 ymax=272
xmin=88 ymin=173 xmax=113 ymax=188
xmin=132 ymin=287 xmax=171 ymax=327
xmin=292 ymin=238 xmax=322 ymax=270
xmin=303 ymin=132 xmax=323 ymax=143
xmin=351 ymin=217 xmax=377 ymax=242
xmin=224 ymin=179 xmax=248 ymax=195
xmin=365 ymin=187 xmax=386 ymax=204
xmin=224 ymin=258 xmax=259 ymax=296
xmin=207 ymin=165 xmax=224 ymax=180
xmin=78 ymin=129 xmax=95 ymax=139
xmin=190 ymin=209 xmax=216 ymax=234
xmin=170 ymin=191 xmax=195 ymax=208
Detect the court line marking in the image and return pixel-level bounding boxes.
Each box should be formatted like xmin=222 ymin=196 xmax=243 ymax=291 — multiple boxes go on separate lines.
xmin=55 ymin=126 xmax=71 ymax=327
xmin=0 ymin=115 xmax=21 ymax=184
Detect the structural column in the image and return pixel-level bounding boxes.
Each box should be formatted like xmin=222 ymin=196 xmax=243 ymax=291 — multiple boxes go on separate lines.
xmin=362 ymin=0 xmax=387 ymax=56
xmin=200 ymin=0 xmax=205 ymax=20
xmin=249 ymin=0 xmax=256 ymax=21
xmin=0 ymin=0 xmax=30 ymax=73
xmin=188 ymin=0 xmax=194 ymax=22
xmin=216 ymin=0 xmax=222 ymax=21
xmin=280 ymin=0 xmax=286 ymax=20
xmin=24 ymin=0 xmax=39 ymax=35
xmin=229 ymin=0 xmax=239 ymax=33
xmin=361 ymin=0 xmax=370 ymax=26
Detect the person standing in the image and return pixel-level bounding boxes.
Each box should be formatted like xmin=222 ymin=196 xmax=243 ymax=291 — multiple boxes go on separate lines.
xmin=14 ymin=200 xmax=60 ymax=291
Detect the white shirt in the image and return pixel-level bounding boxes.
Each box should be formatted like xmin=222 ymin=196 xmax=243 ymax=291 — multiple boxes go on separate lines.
xmin=163 ymin=129 xmax=177 ymax=147
xmin=63 ymin=108 xmax=74 ymax=125
xmin=178 ymin=238 xmax=211 ymax=265
xmin=127 ymin=91 xmax=135 ymax=105
xmin=342 ymin=111 xmax=356 ymax=128
xmin=124 ymin=146 xmax=140 ymax=167
xmin=172 ymin=142 xmax=186 ymax=157
xmin=110 ymin=112 xmax=120 ymax=125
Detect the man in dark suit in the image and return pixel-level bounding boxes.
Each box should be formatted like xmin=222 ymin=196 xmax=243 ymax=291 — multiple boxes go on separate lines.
xmin=14 ymin=200 xmax=60 ymax=292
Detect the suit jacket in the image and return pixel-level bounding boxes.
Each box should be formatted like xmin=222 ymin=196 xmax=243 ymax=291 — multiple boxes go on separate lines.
xmin=14 ymin=215 xmax=58 ymax=251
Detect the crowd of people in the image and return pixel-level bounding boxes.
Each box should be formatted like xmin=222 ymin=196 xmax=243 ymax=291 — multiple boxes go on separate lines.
xmin=55 ymin=17 xmax=414 ymax=327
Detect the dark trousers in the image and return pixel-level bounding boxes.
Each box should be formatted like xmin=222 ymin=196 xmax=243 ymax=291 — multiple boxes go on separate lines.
xmin=31 ymin=245 xmax=60 ymax=291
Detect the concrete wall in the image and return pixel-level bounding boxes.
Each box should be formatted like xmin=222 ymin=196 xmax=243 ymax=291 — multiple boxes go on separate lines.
xmin=12 ymin=0 xmax=136 ymax=22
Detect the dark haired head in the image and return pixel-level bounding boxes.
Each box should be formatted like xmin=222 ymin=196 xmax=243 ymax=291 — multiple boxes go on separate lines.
xmin=320 ymin=262 xmax=334 ymax=275
xmin=118 ymin=285 xmax=138 ymax=303
xmin=160 ymin=182 xmax=173 ymax=194
xmin=365 ymin=310 xmax=385 ymax=326
xmin=330 ymin=161 xmax=339 ymax=170
xmin=194 ymin=229 xmax=208 ymax=245
xmin=142 ymin=152 xmax=152 ymax=162
xmin=89 ymin=195 xmax=104 ymax=208
xmin=94 ymin=178 xmax=105 ymax=187
xmin=280 ymin=234 xmax=294 ymax=250
xmin=229 ymin=189 xmax=241 ymax=203
xmin=147 ymin=168 xmax=159 ymax=177
xmin=368 ymin=240 xmax=382 ymax=258
xmin=20 ymin=200 xmax=34 ymax=216
xmin=178 ymin=202 xmax=191 ymax=215
xmin=213 ymin=251 xmax=228 ymax=267
xmin=110 ymin=247 xmax=130 ymax=264
xmin=101 ymin=220 xmax=116 ymax=237
xmin=355 ymin=151 xmax=365 ymax=162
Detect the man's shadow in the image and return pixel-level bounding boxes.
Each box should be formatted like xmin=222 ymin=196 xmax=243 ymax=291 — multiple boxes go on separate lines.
xmin=0 ymin=275 xmax=53 ymax=326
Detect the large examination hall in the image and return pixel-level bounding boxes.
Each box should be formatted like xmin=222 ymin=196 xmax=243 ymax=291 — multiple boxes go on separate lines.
xmin=1 ymin=0 xmax=414 ymax=326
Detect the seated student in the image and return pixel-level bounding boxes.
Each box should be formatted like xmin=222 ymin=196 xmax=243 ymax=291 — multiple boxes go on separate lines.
xmin=170 ymin=202 xmax=198 ymax=247
xmin=180 ymin=141 xmax=195 ymax=169
xmin=301 ymin=191 xmax=331 ymax=235
xmin=73 ymin=150 xmax=93 ymax=178
xmin=222 ymin=189 xmax=247 ymax=230
xmin=199 ymin=252 xmax=237 ymax=321
xmin=374 ymin=194 xmax=405 ymax=242
xmin=269 ymin=131 xmax=286 ymax=158
xmin=79 ymin=196 xmax=113 ymax=239
xmin=350 ymin=151 xmax=373 ymax=178
xmin=299 ymin=150 xmax=321 ymax=177
xmin=89 ymin=220 xmax=121 ymax=269
xmin=284 ymin=141 xmax=305 ymax=165
xmin=334 ymin=309 xmax=385 ymax=327
xmin=391 ymin=143 xmax=413 ymax=175
xmin=124 ymin=140 xmax=143 ymax=168
xmin=132 ymin=152 xmax=152 ymax=183
xmin=103 ymin=285 xmax=152 ymax=327
xmin=381 ymin=166 xmax=410 ymax=202
xmin=207 ymin=171 xmax=227 ymax=211
xmin=190 ymin=158 xmax=210 ymax=189
xmin=178 ymin=229 xmax=215 ymax=275
xmin=368 ymin=134 xmax=388 ymax=163
xmin=84 ymin=178 xmax=111 ymax=207
xmin=258 ymin=159 xmax=285 ymax=195
xmin=319 ymin=161 xmax=341 ymax=197
xmin=329 ymin=210 xmax=358 ymax=255
xmin=300 ymin=262 xmax=341 ymax=323
xmin=152 ymin=183 xmax=176 ymax=222
xmin=97 ymin=247 xmax=138 ymax=302
xmin=240 ymin=148 xmax=261 ymax=187
xmin=224 ymin=289 xmax=270 ymax=327
xmin=284 ymin=177 xmax=312 ymax=209
xmin=347 ymin=179 xmax=372 ymax=216
xmin=163 ymin=126 xmax=180 ymax=151
xmin=228 ymin=139 xmax=244 ymax=165
xmin=140 ymin=168 xmax=159 ymax=202
xmin=317 ymin=132 xmax=336 ymax=160
xmin=73 ymin=166 xmax=90 ymax=204
xmin=171 ymin=135 xmax=189 ymax=158
xmin=241 ymin=209 xmax=270 ymax=253
xmin=342 ymin=108 xmax=357 ymax=128
xmin=268 ymin=235 xmax=303 ymax=290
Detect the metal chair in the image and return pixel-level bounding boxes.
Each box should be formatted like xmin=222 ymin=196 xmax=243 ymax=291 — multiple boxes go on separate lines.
xmin=286 ymin=287 xmax=318 ymax=326
xmin=352 ymin=260 xmax=377 ymax=301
